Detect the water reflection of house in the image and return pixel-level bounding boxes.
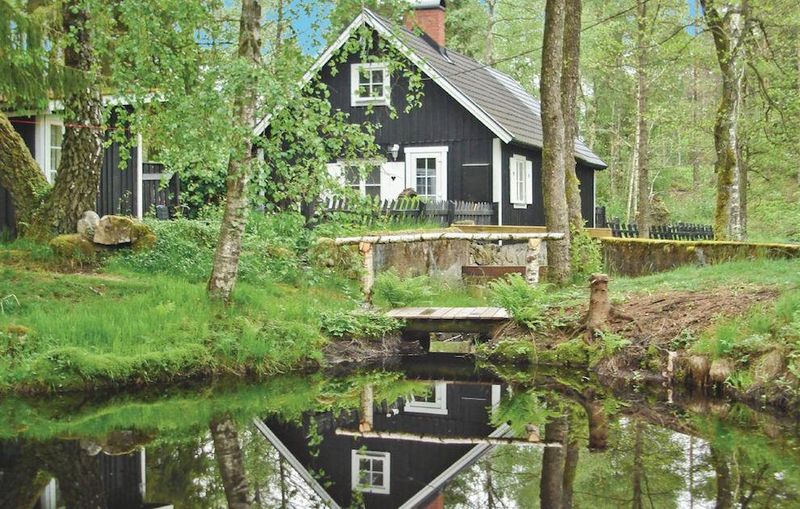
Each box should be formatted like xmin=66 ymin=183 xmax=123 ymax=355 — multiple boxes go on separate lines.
xmin=259 ymin=381 xmax=505 ymax=509
xmin=30 ymin=448 xmax=172 ymax=509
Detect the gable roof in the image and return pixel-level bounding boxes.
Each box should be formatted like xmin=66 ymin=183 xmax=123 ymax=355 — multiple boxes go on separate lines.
xmin=253 ymin=8 xmax=606 ymax=169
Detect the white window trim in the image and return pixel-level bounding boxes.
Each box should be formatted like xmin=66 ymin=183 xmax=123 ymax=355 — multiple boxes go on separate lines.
xmin=350 ymin=62 xmax=390 ymax=107
xmin=335 ymin=159 xmax=386 ymax=198
xmin=404 ymin=382 xmax=448 ymax=415
xmin=351 ymin=450 xmax=391 ymax=494
xmin=43 ymin=116 xmax=64 ymax=184
xmin=404 ymin=146 xmax=448 ymax=201
xmin=509 ymin=154 xmax=533 ymax=208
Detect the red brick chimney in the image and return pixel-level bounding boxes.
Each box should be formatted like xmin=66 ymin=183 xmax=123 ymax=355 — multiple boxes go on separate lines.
xmin=404 ymin=1 xmax=446 ymax=47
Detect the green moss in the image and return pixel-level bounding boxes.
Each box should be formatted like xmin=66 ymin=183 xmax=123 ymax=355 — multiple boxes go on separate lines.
xmin=49 ymin=234 xmax=96 ymax=261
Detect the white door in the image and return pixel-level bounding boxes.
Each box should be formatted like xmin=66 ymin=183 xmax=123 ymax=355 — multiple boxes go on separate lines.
xmin=404 ymin=146 xmax=448 ymax=200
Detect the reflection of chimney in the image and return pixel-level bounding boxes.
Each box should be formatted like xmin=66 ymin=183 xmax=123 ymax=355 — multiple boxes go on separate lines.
xmin=404 ymin=1 xmax=446 ymax=47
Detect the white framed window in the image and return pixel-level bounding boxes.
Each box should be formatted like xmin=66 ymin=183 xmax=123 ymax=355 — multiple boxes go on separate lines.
xmin=46 ymin=121 xmax=64 ymax=184
xmin=351 ymin=62 xmax=390 ymax=107
xmin=351 ymin=450 xmax=390 ymax=494
xmin=404 ymin=146 xmax=448 ymax=201
xmin=404 ymin=382 xmax=448 ymax=415
xmin=343 ymin=161 xmax=383 ymax=198
xmin=509 ymin=154 xmax=533 ymax=208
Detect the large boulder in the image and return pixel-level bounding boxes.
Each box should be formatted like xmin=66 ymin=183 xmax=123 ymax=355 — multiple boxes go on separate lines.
xmin=77 ymin=210 xmax=100 ymax=240
xmin=93 ymin=215 xmax=156 ymax=251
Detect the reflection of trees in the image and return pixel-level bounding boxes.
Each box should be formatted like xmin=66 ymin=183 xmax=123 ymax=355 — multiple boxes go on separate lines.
xmin=0 ymin=439 xmax=119 ymax=508
xmin=210 ymin=413 xmax=253 ymax=509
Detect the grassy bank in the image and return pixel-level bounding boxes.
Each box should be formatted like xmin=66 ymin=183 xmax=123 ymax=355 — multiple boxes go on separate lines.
xmin=0 ymin=211 xmax=424 ymax=393
xmin=480 ymin=258 xmax=800 ymax=408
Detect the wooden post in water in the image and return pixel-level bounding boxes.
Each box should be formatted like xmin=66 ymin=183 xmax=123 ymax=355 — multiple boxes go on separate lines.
xmin=359 ymin=242 xmax=374 ymax=304
xmin=526 ymin=239 xmax=542 ymax=285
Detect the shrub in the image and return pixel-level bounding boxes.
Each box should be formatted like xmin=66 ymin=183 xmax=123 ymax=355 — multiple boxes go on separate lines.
xmin=570 ymin=227 xmax=603 ymax=284
xmin=488 ymin=274 xmax=552 ymax=330
xmin=373 ymin=270 xmax=433 ymax=308
xmin=320 ymin=310 xmax=402 ymax=340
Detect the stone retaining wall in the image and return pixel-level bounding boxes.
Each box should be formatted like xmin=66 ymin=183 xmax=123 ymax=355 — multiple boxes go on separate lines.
xmin=602 ymin=237 xmax=800 ymax=277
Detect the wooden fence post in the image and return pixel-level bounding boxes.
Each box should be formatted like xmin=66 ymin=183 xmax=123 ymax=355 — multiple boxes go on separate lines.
xmin=526 ymin=239 xmax=542 ymax=285
xmin=359 ymin=242 xmax=374 ymax=304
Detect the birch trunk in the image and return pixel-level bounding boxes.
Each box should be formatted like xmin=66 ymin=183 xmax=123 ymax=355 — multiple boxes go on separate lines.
xmin=634 ymin=0 xmax=651 ymax=239
xmin=540 ymin=0 xmax=571 ymax=284
xmin=562 ymin=0 xmax=583 ymax=230
xmin=701 ymin=0 xmax=748 ymax=241
xmin=207 ymin=0 xmax=263 ymax=302
xmin=210 ymin=415 xmax=253 ymax=509
xmin=35 ymin=0 xmax=104 ymax=235
xmin=0 ymin=113 xmax=48 ymax=229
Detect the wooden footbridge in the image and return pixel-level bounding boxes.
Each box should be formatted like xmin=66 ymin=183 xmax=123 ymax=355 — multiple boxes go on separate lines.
xmin=386 ymin=307 xmax=511 ymax=340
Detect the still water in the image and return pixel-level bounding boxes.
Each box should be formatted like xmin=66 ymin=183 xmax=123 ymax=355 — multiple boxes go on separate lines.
xmin=1 ymin=355 xmax=799 ymax=508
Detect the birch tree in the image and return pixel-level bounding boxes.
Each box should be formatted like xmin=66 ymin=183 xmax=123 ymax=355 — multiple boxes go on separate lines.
xmin=206 ymin=0 xmax=263 ymax=302
xmin=633 ymin=0 xmax=652 ymax=238
xmin=563 ymin=0 xmax=584 ymax=231
xmin=700 ymin=0 xmax=752 ymax=240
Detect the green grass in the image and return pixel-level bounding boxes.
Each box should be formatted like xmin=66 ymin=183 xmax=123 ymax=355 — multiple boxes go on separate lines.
xmin=0 ymin=265 xmax=359 ymax=393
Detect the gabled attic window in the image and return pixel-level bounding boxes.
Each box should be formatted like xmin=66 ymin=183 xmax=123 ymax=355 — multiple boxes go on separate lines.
xmin=351 ymin=62 xmax=390 ymax=107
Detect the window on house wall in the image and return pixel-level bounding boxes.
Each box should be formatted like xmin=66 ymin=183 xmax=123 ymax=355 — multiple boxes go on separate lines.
xmin=344 ymin=162 xmax=382 ymax=199
xmin=405 ymin=147 xmax=448 ymax=201
xmin=509 ymin=154 xmax=533 ymax=208
xmin=351 ymin=63 xmax=390 ymax=107
xmin=48 ymin=123 xmax=64 ymax=184
xmin=403 ymin=382 xmax=448 ymax=415
xmin=351 ymin=450 xmax=390 ymax=494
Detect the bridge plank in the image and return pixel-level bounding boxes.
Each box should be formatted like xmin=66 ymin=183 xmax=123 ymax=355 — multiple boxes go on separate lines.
xmin=386 ymin=307 xmax=509 ymax=321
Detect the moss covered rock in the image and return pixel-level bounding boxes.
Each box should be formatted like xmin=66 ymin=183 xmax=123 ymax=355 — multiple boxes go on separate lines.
xmin=93 ymin=215 xmax=156 ymax=251
xmin=50 ymin=234 xmax=96 ymax=260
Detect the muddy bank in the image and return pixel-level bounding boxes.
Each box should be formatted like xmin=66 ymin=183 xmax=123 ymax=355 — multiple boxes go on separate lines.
xmin=484 ymin=285 xmax=799 ymax=412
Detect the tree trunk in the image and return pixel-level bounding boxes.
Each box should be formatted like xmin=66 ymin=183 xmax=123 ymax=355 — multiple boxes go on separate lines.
xmin=632 ymin=421 xmax=644 ymax=509
xmin=562 ymin=0 xmax=583 ymax=231
xmin=207 ymin=0 xmax=263 ymax=302
xmin=582 ymin=397 xmax=609 ymax=451
xmin=701 ymin=0 xmax=748 ymax=241
xmin=359 ymin=384 xmax=374 ymax=432
xmin=634 ymin=0 xmax=651 ymax=239
xmin=562 ymin=439 xmax=579 ymax=508
xmin=585 ymin=273 xmax=610 ymax=341
xmin=210 ymin=415 xmax=253 ymax=509
xmin=710 ymin=445 xmax=734 ymax=509
xmin=35 ymin=0 xmax=104 ymax=235
xmin=540 ymin=416 xmax=567 ymax=508
xmin=0 ymin=113 xmax=49 ymax=229
xmin=540 ymin=0 xmax=571 ymax=284
xmin=37 ymin=441 xmax=107 ymax=509
xmin=484 ymin=0 xmax=497 ymax=65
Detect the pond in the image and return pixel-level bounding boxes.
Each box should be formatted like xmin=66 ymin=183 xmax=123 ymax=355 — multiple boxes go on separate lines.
xmin=2 ymin=355 xmax=799 ymax=508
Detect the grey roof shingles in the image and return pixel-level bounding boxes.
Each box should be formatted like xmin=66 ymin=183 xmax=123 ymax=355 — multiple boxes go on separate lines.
xmin=367 ymin=9 xmax=606 ymax=168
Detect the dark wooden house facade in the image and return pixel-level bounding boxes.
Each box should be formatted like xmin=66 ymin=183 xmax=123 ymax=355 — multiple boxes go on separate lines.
xmin=259 ymin=381 xmax=505 ymax=509
xmin=1 ymin=111 xmax=177 ymax=236
xmin=255 ymin=2 xmax=606 ymax=227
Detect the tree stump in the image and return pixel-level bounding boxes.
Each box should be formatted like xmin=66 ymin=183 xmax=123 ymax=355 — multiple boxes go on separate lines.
xmin=585 ymin=273 xmax=611 ymax=342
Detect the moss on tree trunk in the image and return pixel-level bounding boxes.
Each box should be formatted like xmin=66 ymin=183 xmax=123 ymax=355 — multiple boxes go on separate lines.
xmin=0 ymin=112 xmax=48 ymax=230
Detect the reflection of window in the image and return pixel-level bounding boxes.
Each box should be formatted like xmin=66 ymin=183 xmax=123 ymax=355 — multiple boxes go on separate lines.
xmin=344 ymin=162 xmax=382 ymax=198
xmin=351 ymin=450 xmax=390 ymax=494
xmin=351 ymin=63 xmax=390 ymax=107
xmin=404 ymin=382 xmax=448 ymax=415
xmin=48 ymin=123 xmax=64 ymax=183
xmin=509 ymin=154 xmax=532 ymax=208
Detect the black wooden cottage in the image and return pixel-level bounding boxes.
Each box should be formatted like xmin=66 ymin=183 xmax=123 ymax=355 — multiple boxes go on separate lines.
xmin=0 ymin=110 xmax=178 ymax=236
xmin=255 ymin=1 xmax=606 ymax=227
xmin=259 ymin=381 xmax=505 ymax=509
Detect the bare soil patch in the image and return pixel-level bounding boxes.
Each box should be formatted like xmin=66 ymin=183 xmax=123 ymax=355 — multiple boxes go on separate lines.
xmin=608 ymin=286 xmax=779 ymax=346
